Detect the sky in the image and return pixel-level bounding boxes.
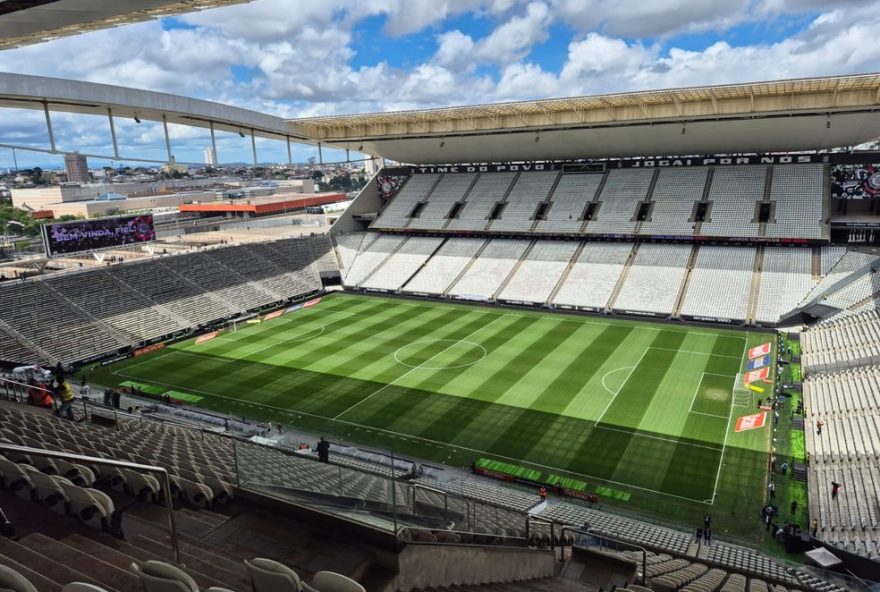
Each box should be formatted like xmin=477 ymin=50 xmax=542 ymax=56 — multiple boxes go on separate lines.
xmin=1 ymin=0 xmax=879 ymax=169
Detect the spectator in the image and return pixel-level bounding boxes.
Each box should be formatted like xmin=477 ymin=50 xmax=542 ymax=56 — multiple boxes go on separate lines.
xmin=316 ymin=437 xmax=330 ymax=463
xmin=704 ymin=513 xmax=711 ymax=529
xmin=768 ymin=480 xmax=776 ymax=498
xmin=704 ymin=528 xmax=711 ymax=545
xmin=780 ymin=462 xmax=788 ymax=476
xmin=103 ymin=388 xmax=113 ymax=407
xmin=55 ymin=379 xmax=75 ymax=421
xmin=831 ymin=481 xmax=840 ymax=499
xmin=79 ymin=377 xmax=90 ymax=401
xmin=539 ymin=486 xmax=547 ymax=502
xmin=816 ymin=420 xmax=824 ymax=435
xmin=696 ymin=527 xmax=703 ymax=542
xmin=791 ymin=500 xmax=798 ymax=516
xmin=112 ymin=389 xmax=121 ymax=409
xmin=811 ymin=519 xmax=819 ymax=537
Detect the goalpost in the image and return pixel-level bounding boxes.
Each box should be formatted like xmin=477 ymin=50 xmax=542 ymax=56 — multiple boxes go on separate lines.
xmin=732 ymin=373 xmax=753 ymax=408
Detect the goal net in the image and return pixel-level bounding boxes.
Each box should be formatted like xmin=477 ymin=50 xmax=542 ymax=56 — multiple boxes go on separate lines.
xmin=732 ymin=373 xmax=753 ymax=408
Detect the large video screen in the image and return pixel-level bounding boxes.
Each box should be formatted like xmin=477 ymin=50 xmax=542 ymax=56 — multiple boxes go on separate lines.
xmin=831 ymin=163 xmax=880 ymax=199
xmin=42 ymin=214 xmax=155 ymax=257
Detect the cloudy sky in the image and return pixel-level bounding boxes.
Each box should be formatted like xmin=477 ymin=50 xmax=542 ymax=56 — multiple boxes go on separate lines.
xmin=1 ymin=0 xmax=879 ymax=169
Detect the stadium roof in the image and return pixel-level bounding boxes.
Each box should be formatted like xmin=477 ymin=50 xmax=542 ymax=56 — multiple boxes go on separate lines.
xmin=0 ymin=0 xmax=253 ymax=50
xmin=288 ymin=74 xmax=880 ymax=163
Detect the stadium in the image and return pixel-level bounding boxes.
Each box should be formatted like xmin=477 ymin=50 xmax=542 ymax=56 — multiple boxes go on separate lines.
xmin=1 ymin=4 xmax=880 ymax=592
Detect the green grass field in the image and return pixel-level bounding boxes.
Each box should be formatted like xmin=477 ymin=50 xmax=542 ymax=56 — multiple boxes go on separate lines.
xmin=90 ymin=293 xmax=775 ymax=541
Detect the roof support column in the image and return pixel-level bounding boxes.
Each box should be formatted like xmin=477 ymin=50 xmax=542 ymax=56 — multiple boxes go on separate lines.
xmin=42 ymin=102 xmax=56 ymax=153
xmin=210 ymin=121 xmax=218 ymax=166
xmin=107 ymin=108 xmax=119 ymax=159
xmin=162 ymin=114 xmax=172 ymax=162
xmin=345 ymin=148 xmax=350 ymax=164
xmin=318 ymin=142 xmax=323 ymax=166
xmin=250 ymin=128 xmax=257 ymax=166
xmin=286 ymin=136 xmax=292 ymax=165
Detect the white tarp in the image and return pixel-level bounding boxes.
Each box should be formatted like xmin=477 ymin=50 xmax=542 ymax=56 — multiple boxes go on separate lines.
xmin=806 ymin=547 xmax=843 ymax=568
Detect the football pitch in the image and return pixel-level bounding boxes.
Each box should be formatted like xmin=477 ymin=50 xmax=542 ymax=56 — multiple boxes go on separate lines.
xmin=92 ymin=293 xmax=774 ymax=539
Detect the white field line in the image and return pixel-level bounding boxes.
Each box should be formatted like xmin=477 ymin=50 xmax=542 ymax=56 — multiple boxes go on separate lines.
xmin=687 ymin=372 xmax=737 ymax=419
xmin=331 ymin=313 xmax=511 ymax=420
xmin=211 ymin=310 xmax=356 ymax=343
xmin=593 ymin=348 xmax=648 ymax=427
xmin=710 ymin=336 xmax=751 ymax=504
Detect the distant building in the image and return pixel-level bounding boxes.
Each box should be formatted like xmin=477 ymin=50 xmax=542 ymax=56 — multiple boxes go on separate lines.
xmin=64 ymin=152 xmax=89 ymax=184
xmin=203 ymin=147 xmax=216 ymax=166
xmin=161 ymin=157 xmax=188 ymax=174
xmin=307 ymin=156 xmax=316 ymax=166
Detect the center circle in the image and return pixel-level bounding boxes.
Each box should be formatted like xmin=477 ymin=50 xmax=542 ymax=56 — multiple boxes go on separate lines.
xmin=394 ymin=339 xmax=487 ymax=370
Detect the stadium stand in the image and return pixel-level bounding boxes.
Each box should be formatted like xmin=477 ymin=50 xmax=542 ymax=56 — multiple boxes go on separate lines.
xmin=402 ymin=238 xmax=485 ymax=296
xmin=372 ymin=173 xmax=440 ymax=229
xmin=361 ymin=236 xmax=444 ymax=291
xmin=584 ymin=169 xmax=654 ymax=235
xmin=755 ymin=248 xmax=814 ymax=325
xmin=497 ymin=240 xmax=579 ymax=304
xmin=612 ymin=244 xmax=692 ymax=316
xmin=765 ymin=165 xmax=826 ymax=240
xmin=700 ymin=166 xmax=766 ymax=238
xmin=0 ymin=238 xmax=326 ymax=365
xmin=446 ymin=172 xmax=517 ymax=231
xmin=407 ymin=172 xmax=478 ymax=231
xmin=679 ymin=246 xmax=756 ymax=322
xmin=534 ymin=173 xmax=603 ymax=233
xmin=489 ymin=171 xmax=560 ymax=232
xmin=551 ymin=242 xmax=634 ymax=311
xmin=341 ymin=234 xmax=407 ymax=287
xmin=638 ymin=168 xmax=707 ymax=236
xmin=447 ymin=239 xmax=531 ymax=300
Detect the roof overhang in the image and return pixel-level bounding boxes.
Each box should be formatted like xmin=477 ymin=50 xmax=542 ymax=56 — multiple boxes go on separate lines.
xmin=288 ymin=74 xmax=880 ymax=163
xmin=0 ymin=0 xmax=254 ymax=50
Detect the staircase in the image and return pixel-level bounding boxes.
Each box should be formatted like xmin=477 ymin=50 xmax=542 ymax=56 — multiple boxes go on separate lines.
xmin=672 ymin=244 xmax=699 ymax=318
xmin=605 ymin=242 xmax=640 ymax=312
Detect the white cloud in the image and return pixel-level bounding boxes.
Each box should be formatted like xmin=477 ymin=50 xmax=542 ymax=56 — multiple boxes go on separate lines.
xmin=475 ymin=2 xmax=551 ymax=62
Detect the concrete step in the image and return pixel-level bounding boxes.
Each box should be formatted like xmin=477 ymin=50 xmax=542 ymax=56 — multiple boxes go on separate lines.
xmin=0 ymin=551 xmax=63 ymax=592
xmin=0 ymin=536 xmax=111 ymax=591
xmin=177 ymin=506 xmax=228 ymax=528
xmin=132 ymin=534 xmax=251 ymax=591
xmin=21 ymin=532 xmax=141 ymax=592
xmin=90 ymin=532 xmax=228 ymax=591
xmin=122 ymin=505 xmax=217 ymax=539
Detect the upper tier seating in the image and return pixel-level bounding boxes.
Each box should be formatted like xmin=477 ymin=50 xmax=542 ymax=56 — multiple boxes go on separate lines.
xmin=585 ymin=169 xmax=654 ymax=235
xmin=765 ymin=165 xmax=825 ymax=240
xmin=613 ymin=244 xmax=691 ymax=316
xmin=489 ymin=171 xmax=559 ymax=232
xmin=446 ymin=173 xmax=517 ymax=231
xmin=361 ymin=236 xmax=444 ymax=291
xmin=497 ymin=241 xmax=578 ymax=304
xmin=552 ymin=242 xmax=633 ymax=310
xmin=372 ymin=174 xmax=439 ymax=229
xmin=680 ymin=246 xmax=755 ymax=321
xmin=447 ymin=239 xmax=530 ymax=300
xmin=402 ymin=238 xmax=485 ymax=296
xmin=755 ymin=248 xmax=814 ymax=324
xmin=534 ymin=173 xmax=603 ymax=233
xmin=801 ymin=310 xmax=880 ymax=374
xmin=408 ymin=173 xmax=477 ymax=230
xmin=334 ymin=232 xmax=368 ymax=275
xmin=638 ymin=168 xmax=708 ymax=236
xmin=700 ymin=166 xmax=766 ymax=238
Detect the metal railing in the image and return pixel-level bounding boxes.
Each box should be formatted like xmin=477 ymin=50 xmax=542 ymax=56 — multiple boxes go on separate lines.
xmin=525 ymin=515 xmax=557 ymax=550
xmin=0 ymin=443 xmax=181 ymax=564
xmin=560 ymin=526 xmax=648 ymax=585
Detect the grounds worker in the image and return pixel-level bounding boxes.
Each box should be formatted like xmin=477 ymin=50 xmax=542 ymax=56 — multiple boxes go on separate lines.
xmin=55 ymin=378 xmax=76 ymax=420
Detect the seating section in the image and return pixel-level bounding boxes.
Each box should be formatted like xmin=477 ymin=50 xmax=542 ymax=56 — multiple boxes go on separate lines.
xmin=361 ymin=236 xmax=444 ymax=291
xmin=800 ymin=251 xmax=878 ymax=308
xmin=334 ymin=232 xmax=368 ymax=274
xmin=755 ymin=248 xmax=814 ymax=324
xmin=497 ymin=241 xmax=578 ymax=304
xmin=447 ymin=173 xmax=517 ymax=231
xmin=402 ymin=238 xmax=485 ymax=296
xmin=490 ymin=171 xmax=559 ymax=232
xmin=552 ymin=242 xmax=633 ymax=310
xmin=765 ymin=165 xmax=825 ymax=240
xmin=700 ymin=167 xmax=766 ymax=237
xmin=801 ymin=310 xmax=880 ymax=374
xmin=0 ymin=238 xmax=326 ymax=365
xmin=341 ymin=234 xmax=406 ymax=287
xmin=447 ymin=239 xmax=531 ymax=300
xmin=534 ymin=173 xmax=603 ymax=233
xmin=372 ymin=173 xmax=439 ymax=229
xmin=0 ymin=325 xmax=39 ymax=365
xmin=680 ymin=247 xmax=755 ymax=321
xmin=613 ymin=244 xmax=692 ymax=316
xmin=639 ymin=168 xmax=707 ymax=236
xmin=408 ymin=173 xmax=477 ymax=230
xmin=585 ymin=169 xmax=654 ymax=235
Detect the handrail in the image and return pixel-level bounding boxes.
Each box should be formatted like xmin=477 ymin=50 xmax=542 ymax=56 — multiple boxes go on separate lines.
xmin=0 ymin=443 xmax=181 ymax=564
xmin=1 ymin=376 xmax=58 ymax=411
xmin=559 ymin=526 xmax=647 ymax=585
xmin=525 ymin=515 xmax=556 ymax=550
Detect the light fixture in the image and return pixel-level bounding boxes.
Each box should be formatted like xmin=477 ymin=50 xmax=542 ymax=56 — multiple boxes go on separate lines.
xmin=826 ymin=120 xmax=831 ymax=129
xmin=358 ymin=144 xmax=363 ymax=151
xmin=133 ymin=115 xmax=141 ymax=124
xmin=440 ymin=140 xmax=445 ymax=147
xmin=535 ymin=135 xmax=540 ymax=143
xmin=238 ymin=130 xmax=245 ymax=138
xmin=681 ymin=125 xmax=686 ymax=135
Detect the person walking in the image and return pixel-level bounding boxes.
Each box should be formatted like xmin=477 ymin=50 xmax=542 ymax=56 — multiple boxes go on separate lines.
xmin=811 ymin=519 xmax=819 ymax=537
xmin=781 ymin=462 xmax=789 ymax=476
xmin=539 ymin=486 xmax=547 ymax=502
xmin=55 ymin=379 xmax=75 ymax=421
xmin=768 ymin=480 xmax=776 ymax=498
xmin=704 ymin=528 xmax=711 ymax=545
xmin=704 ymin=513 xmax=711 ymax=530
xmin=316 ymin=437 xmax=330 ymax=463
xmin=817 ymin=420 xmax=824 ymax=435
xmin=696 ymin=527 xmax=703 ymax=542
xmin=831 ymin=481 xmax=841 ymax=499
xmin=791 ymin=500 xmax=798 ymax=516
